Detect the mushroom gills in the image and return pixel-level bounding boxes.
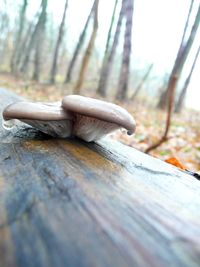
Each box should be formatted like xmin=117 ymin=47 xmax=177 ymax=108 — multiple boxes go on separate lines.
xmin=73 ymin=114 xmax=120 ymax=142
xmin=21 ymin=119 xmax=72 ymax=138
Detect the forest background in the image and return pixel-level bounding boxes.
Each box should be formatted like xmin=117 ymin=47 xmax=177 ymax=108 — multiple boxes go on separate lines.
xmin=0 ymin=0 xmax=199 ymax=171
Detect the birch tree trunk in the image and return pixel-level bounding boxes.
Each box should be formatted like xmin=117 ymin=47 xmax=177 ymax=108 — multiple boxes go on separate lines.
xmin=49 ymin=0 xmax=68 ymax=84
xmin=64 ymin=0 xmax=96 ymax=83
xmin=74 ymin=0 xmax=99 ymax=94
xmin=97 ymin=0 xmax=126 ymax=97
xmin=116 ymin=0 xmax=134 ymax=100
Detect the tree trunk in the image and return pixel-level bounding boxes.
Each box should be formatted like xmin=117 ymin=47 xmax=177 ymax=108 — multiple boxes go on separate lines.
xmin=175 ymin=45 xmax=200 ymax=113
xmin=0 ymin=6 xmax=10 ymax=66
xmin=32 ymin=40 xmax=40 ymax=81
xmin=32 ymin=0 xmax=47 ymax=81
xmin=157 ymin=0 xmax=198 ymax=109
xmin=14 ymin=21 xmax=34 ymax=73
xmin=131 ymin=64 xmax=153 ymax=100
xmin=49 ymin=0 xmax=68 ymax=84
xmin=97 ymin=0 xmax=126 ymax=97
xmin=14 ymin=7 xmax=41 ymax=73
xmin=19 ymin=19 xmax=39 ymax=75
xmin=20 ymin=0 xmax=47 ymax=76
xmin=105 ymin=0 xmax=119 ymax=56
xmin=74 ymin=0 xmax=99 ymax=94
xmin=116 ymin=0 xmax=134 ymax=101
xmin=96 ymin=0 xmax=118 ymax=95
xmin=64 ymin=0 xmax=96 ymax=84
xmin=145 ymin=2 xmax=200 ymax=153
xmin=10 ymin=0 xmax=28 ymax=73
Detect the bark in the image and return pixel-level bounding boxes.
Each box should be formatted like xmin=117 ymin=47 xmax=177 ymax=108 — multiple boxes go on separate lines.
xmin=32 ymin=0 xmax=47 ymax=81
xmin=50 ymin=0 xmax=68 ymax=84
xmin=131 ymin=64 xmax=153 ymax=100
xmin=64 ymin=0 xmax=96 ymax=83
xmin=10 ymin=0 xmax=28 ymax=73
xmin=74 ymin=0 xmax=99 ymax=94
xmin=96 ymin=0 xmax=118 ymax=95
xmin=175 ymin=45 xmax=200 ymax=113
xmin=97 ymin=0 xmax=126 ymax=97
xmin=116 ymin=0 xmax=134 ymax=101
xmin=157 ymin=0 xmax=197 ymax=109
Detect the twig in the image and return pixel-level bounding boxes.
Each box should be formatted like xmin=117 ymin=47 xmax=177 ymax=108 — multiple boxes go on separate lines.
xmin=145 ymin=75 xmax=178 ymax=154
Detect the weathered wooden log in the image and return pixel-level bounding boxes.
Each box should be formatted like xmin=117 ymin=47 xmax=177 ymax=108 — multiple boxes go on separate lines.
xmin=0 ymin=88 xmax=200 ymax=267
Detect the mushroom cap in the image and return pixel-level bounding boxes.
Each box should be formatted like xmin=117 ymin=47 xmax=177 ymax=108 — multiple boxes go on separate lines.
xmin=3 ymin=101 xmax=73 ymax=121
xmin=62 ymin=95 xmax=136 ymax=134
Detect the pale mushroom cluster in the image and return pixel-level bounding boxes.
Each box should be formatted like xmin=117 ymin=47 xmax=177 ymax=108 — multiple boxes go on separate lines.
xmin=2 ymin=95 xmax=136 ymax=142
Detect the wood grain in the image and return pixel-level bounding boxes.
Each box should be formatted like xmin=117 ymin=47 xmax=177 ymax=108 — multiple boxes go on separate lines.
xmin=0 ymin=88 xmax=200 ymax=267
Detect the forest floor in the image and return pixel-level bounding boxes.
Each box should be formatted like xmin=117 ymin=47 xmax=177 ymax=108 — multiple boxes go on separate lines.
xmin=0 ymin=72 xmax=199 ymax=173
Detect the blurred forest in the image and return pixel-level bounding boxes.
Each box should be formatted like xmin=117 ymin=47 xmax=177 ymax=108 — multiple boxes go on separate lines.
xmin=0 ymin=0 xmax=200 ymax=171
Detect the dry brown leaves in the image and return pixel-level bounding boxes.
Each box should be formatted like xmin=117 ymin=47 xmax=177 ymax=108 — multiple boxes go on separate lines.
xmin=111 ymin=102 xmax=200 ymax=172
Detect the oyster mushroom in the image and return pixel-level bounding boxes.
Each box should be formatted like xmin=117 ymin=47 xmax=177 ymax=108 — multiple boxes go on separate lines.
xmin=3 ymin=101 xmax=74 ymax=137
xmin=62 ymin=95 xmax=136 ymax=142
